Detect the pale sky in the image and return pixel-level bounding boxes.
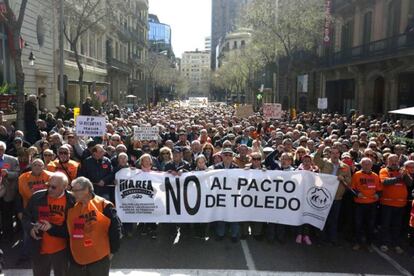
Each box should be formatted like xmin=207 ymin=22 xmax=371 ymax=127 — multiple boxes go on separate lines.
xmin=149 ymin=0 xmax=212 ymax=58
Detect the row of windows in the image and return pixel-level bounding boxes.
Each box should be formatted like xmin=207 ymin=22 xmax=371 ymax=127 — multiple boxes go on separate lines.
xmin=333 ymin=0 xmax=412 ymax=52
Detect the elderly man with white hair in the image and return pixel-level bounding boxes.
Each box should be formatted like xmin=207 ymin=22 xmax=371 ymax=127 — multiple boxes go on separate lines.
xmin=22 ymin=172 xmax=75 ymax=276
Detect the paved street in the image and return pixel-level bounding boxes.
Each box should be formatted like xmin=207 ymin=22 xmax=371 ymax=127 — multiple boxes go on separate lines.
xmin=2 ymin=225 xmax=413 ymax=275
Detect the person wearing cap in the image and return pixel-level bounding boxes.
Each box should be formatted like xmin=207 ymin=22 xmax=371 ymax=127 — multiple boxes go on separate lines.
xmin=164 ymin=147 xmax=191 ymax=174
xmin=47 ymin=145 xmax=79 ymax=185
xmin=351 ymin=158 xmax=382 ymax=251
xmin=163 ymin=125 xmax=178 ymax=143
xmin=175 ymin=130 xmax=190 ymax=147
xmin=213 ymin=147 xmax=240 ymax=242
xmin=55 ymin=105 xmax=66 ymax=120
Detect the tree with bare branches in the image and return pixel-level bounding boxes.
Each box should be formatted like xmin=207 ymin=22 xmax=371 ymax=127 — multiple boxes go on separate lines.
xmin=0 ymin=0 xmax=28 ymax=130
xmin=63 ymin=0 xmax=118 ymax=106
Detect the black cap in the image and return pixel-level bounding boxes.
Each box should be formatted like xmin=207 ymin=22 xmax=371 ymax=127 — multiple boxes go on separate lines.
xmin=87 ymin=140 xmax=97 ymax=148
xmin=172 ymin=146 xmax=182 ymax=153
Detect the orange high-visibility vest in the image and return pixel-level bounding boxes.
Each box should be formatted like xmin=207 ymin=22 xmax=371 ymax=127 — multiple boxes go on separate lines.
xmin=18 ymin=170 xmax=52 ymax=208
xmin=351 ymin=171 xmax=382 ymax=204
xmin=379 ymin=168 xmax=408 ymax=208
xmin=40 ymin=195 xmax=67 ymax=255
xmin=47 ymin=160 xmax=79 ymax=182
xmin=67 ymin=195 xmax=111 ymax=265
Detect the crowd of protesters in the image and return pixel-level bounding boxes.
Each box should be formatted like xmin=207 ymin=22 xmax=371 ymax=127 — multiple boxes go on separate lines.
xmin=1 ymin=96 xmax=414 ymax=275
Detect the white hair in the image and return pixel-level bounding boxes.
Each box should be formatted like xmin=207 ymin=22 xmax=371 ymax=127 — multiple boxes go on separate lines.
xmin=0 ymin=141 xmax=6 ymax=150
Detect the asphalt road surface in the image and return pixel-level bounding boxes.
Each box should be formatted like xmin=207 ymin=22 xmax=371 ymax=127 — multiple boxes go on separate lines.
xmin=2 ymin=225 xmax=414 ymax=275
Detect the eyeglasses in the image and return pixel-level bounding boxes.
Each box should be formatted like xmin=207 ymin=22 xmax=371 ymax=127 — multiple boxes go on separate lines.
xmin=252 ymin=158 xmax=261 ymax=161
xmin=161 ymin=152 xmax=169 ymax=155
xmin=223 ymin=154 xmax=233 ymax=157
xmin=58 ymin=152 xmax=69 ymax=155
xmin=43 ymin=154 xmax=53 ymax=157
xmin=72 ymin=188 xmax=86 ymax=192
xmin=112 ymin=139 xmax=120 ymax=142
xmin=48 ymin=185 xmax=58 ymax=190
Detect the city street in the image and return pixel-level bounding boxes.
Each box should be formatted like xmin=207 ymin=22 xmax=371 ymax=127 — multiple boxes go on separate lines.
xmin=2 ymin=225 xmax=413 ymax=275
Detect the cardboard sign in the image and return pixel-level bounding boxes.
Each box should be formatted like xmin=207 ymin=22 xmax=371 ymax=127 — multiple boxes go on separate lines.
xmin=75 ymin=116 xmax=106 ymax=137
xmin=133 ymin=126 xmax=159 ymax=141
xmin=263 ymin=103 xmax=282 ymax=119
xmin=317 ymin=98 xmax=328 ymax=110
xmin=235 ymin=105 xmax=254 ymax=118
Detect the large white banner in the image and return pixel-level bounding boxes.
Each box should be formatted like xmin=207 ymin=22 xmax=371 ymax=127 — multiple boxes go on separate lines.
xmin=115 ymin=169 xmax=339 ymax=230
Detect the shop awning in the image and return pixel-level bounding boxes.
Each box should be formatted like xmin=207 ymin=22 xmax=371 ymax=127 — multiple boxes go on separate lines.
xmin=388 ymin=107 xmax=414 ymax=116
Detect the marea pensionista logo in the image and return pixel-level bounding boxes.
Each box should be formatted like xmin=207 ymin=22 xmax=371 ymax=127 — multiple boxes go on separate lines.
xmin=119 ymin=178 xmax=155 ymax=199
xmin=306 ymin=186 xmax=332 ymax=211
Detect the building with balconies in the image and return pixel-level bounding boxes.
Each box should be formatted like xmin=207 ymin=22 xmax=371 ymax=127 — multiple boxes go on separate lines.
xmin=107 ymin=0 xmax=148 ymax=105
xmin=318 ymin=0 xmax=414 ymax=114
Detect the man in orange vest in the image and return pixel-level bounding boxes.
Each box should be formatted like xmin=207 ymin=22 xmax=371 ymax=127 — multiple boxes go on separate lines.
xmin=16 ymin=159 xmax=52 ymax=262
xmin=351 ymin=158 xmax=382 ymax=251
xmin=47 ymin=145 xmax=79 ymax=185
xmin=379 ymin=154 xmax=412 ymax=254
xmin=22 ymin=172 xmax=75 ymax=276
xmin=67 ymin=177 xmax=121 ymax=275
xmin=18 ymin=159 xmax=52 ymax=212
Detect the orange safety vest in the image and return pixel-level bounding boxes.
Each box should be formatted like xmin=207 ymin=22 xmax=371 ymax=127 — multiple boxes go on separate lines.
xmin=351 ymin=171 xmax=382 ymax=204
xmin=18 ymin=170 xmax=52 ymax=208
xmin=40 ymin=195 xmax=67 ymax=255
xmin=67 ymin=195 xmax=111 ymax=265
xmin=379 ymin=168 xmax=408 ymax=208
xmin=47 ymin=160 xmax=79 ymax=182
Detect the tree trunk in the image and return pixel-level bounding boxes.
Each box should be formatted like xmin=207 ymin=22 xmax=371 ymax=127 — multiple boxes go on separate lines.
xmin=73 ymin=45 xmax=85 ymax=107
xmin=13 ymin=33 xmax=25 ymax=131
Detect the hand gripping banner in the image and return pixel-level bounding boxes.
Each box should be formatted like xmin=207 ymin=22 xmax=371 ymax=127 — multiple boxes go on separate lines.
xmin=115 ymin=168 xmax=339 ymax=230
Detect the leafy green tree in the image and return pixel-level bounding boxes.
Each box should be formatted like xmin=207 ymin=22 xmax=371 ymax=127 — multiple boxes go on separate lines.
xmin=244 ymin=0 xmax=325 ymax=108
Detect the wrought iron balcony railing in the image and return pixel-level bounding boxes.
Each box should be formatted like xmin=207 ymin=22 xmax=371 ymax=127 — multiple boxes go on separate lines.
xmin=321 ymin=33 xmax=414 ymax=67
